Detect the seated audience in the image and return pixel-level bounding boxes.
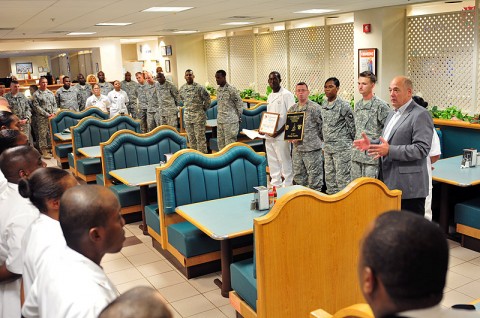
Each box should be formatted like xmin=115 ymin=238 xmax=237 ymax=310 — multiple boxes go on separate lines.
xmin=22 ymin=185 xmax=125 ymax=318
xmin=0 ymin=129 xmax=28 ymax=155
xmin=99 ymin=286 xmax=172 ymax=318
xmin=358 ymin=211 xmax=480 ymax=317
xmin=0 ymin=146 xmax=46 ymax=318
xmin=0 ymin=110 xmax=21 ymax=130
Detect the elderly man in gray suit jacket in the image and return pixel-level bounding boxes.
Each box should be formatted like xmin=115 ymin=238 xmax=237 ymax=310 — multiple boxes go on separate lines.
xmin=353 ymin=76 xmax=433 ymax=215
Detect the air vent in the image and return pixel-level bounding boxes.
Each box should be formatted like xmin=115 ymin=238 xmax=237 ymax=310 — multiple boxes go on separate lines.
xmin=0 ymin=28 xmax=14 ymax=31
xmin=42 ymin=30 xmax=69 ymax=34
xmin=227 ymin=16 xmax=261 ymax=20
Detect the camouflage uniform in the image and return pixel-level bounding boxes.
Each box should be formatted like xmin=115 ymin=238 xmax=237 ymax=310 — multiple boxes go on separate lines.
xmin=351 ymin=96 xmax=390 ymax=180
xmin=56 ymin=86 xmax=80 ymax=111
xmin=216 ymin=83 xmax=243 ymax=150
xmin=98 ymin=82 xmax=114 ymax=96
xmin=288 ymin=99 xmax=324 ymax=191
xmin=179 ymin=82 xmax=211 ymax=153
xmin=136 ymin=83 xmax=148 ymax=133
xmin=32 ymin=89 xmax=57 ymax=151
xmin=144 ymin=83 xmax=161 ymax=131
xmin=5 ymin=91 xmax=32 ymax=140
xmin=321 ymin=98 xmax=355 ymax=194
xmin=156 ymin=81 xmax=180 ymax=128
xmin=72 ymin=83 xmax=92 ymax=111
xmin=121 ymin=80 xmax=139 ymax=119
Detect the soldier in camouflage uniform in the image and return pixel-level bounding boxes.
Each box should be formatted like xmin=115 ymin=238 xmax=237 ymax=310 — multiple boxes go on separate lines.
xmin=73 ymin=74 xmax=92 ymax=111
xmin=32 ymin=77 xmax=57 ymax=158
xmin=56 ymin=76 xmax=80 ymax=111
xmin=288 ymin=82 xmax=324 ymax=191
xmin=97 ymin=71 xmax=114 ymax=96
xmin=179 ymin=69 xmax=211 ymax=153
xmin=4 ymin=80 xmax=32 ymax=142
xmin=135 ymin=72 xmax=148 ymax=132
xmin=214 ymin=70 xmax=243 ymax=150
xmin=121 ymin=72 xmax=139 ymax=119
xmin=352 ymin=71 xmax=390 ymax=180
xmin=142 ymin=72 xmax=161 ymax=131
xmin=321 ymin=77 xmax=355 ymax=194
xmin=156 ymin=72 xmax=180 ymax=128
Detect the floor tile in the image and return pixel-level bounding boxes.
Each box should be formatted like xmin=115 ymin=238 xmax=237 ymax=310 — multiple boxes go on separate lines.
xmin=136 ymin=260 xmax=173 ymax=277
xmin=441 ymin=290 xmax=475 ymax=308
xmin=102 ymin=252 xmax=125 ymax=262
xmin=121 ymin=243 xmax=152 ymax=257
xmin=449 ymin=255 xmax=465 ymax=268
xmin=107 ymin=267 xmax=143 ymax=285
xmin=445 ymin=271 xmax=472 ymax=289
xmin=127 ymin=251 xmax=163 ymax=266
xmin=102 ymin=257 xmax=134 ymax=274
xmin=123 ymin=236 xmax=142 ymax=247
xmin=170 ymin=294 xmax=215 ymax=317
xmin=158 ymin=282 xmax=200 ymax=302
xmin=454 ymin=280 xmax=480 ymax=298
xmin=123 ymin=227 xmax=134 ymax=237
xmin=469 ymin=256 xmax=480 ymax=266
xmin=166 ymin=304 xmax=183 ymax=318
xmin=189 ymin=273 xmax=221 ymax=293
xmin=218 ymin=304 xmax=237 ymax=318
xmin=147 ymin=271 xmax=186 ymax=289
xmin=115 ymin=277 xmax=155 ymax=294
xmin=449 ymin=246 xmax=480 ymax=261
xmin=449 ymin=262 xmax=480 ymax=280
xmin=188 ymin=308 xmax=227 ymax=318
xmin=448 ymin=239 xmax=460 ymax=249
xmin=202 ymin=289 xmax=230 ymax=307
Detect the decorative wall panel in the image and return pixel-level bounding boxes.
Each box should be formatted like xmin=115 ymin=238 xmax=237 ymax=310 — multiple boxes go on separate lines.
xmin=229 ymin=35 xmax=255 ymax=91
xmin=205 ymin=38 xmax=228 ymax=86
xmin=255 ymin=31 xmax=288 ymax=95
xmin=329 ymin=23 xmax=355 ymax=100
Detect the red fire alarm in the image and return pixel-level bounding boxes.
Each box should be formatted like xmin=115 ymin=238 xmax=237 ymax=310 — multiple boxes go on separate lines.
xmin=363 ymin=24 xmax=371 ymax=33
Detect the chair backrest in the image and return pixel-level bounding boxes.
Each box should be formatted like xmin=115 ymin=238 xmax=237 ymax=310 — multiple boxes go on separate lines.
xmin=71 ymin=115 xmax=141 ymax=154
xmin=101 ymin=125 xmax=187 ymax=185
xmin=240 ymin=103 xmax=267 ymax=131
xmin=157 ymin=142 xmax=267 ymax=215
xmin=254 ymin=178 xmax=401 ymax=317
xmin=49 ymin=108 xmax=109 ymax=139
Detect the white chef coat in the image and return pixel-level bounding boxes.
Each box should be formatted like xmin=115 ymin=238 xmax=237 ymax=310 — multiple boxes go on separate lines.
xmin=107 ymin=89 xmax=129 ymax=118
xmin=22 ymin=246 xmax=117 ymax=318
xmin=0 ymin=170 xmax=6 ymax=199
xmin=21 ymin=214 xmax=66 ymax=299
xmin=85 ymin=94 xmax=110 ymax=113
xmin=0 ymin=183 xmax=39 ymax=318
xmin=425 ymin=128 xmax=442 ymax=221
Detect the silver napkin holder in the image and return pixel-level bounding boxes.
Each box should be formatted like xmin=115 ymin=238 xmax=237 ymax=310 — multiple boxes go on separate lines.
xmin=253 ymin=186 xmax=269 ymax=210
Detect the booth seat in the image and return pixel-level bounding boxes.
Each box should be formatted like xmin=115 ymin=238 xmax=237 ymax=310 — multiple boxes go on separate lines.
xmin=151 ymin=142 xmax=267 ymax=278
xmin=209 ymin=103 xmax=267 ymax=153
xmin=49 ymin=108 xmax=109 ymax=166
xmin=455 ymin=198 xmax=480 ymax=250
xmin=71 ymin=115 xmax=141 ymax=182
xmin=100 ymin=125 xmax=187 ymax=216
xmin=229 ymin=178 xmax=401 ymax=318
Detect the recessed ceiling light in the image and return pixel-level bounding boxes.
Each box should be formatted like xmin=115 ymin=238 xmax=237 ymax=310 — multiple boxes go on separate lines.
xmin=96 ymin=22 xmax=132 ymax=26
xmin=142 ymin=7 xmax=193 ymax=12
xmin=173 ymin=30 xmax=198 ymax=34
xmin=294 ymin=9 xmax=337 ymax=14
xmin=67 ymin=32 xmax=96 ymax=35
xmin=222 ymin=22 xmax=254 ymax=26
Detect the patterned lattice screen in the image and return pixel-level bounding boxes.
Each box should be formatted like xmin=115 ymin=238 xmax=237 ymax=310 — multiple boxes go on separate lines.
xmin=229 ymin=35 xmax=255 ymax=91
xmin=255 ymin=31 xmax=288 ymax=95
xmin=329 ymin=23 xmax=355 ymax=99
xmin=204 ymin=38 xmax=228 ymax=86
xmin=408 ymin=12 xmax=475 ymax=113
xmin=288 ymin=27 xmax=326 ymax=93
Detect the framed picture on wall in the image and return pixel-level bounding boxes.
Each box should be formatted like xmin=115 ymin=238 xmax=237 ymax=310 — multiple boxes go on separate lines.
xmin=358 ymin=48 xmax=377 ymax=75
xmin=16 ymin=62 xmax=33 ymax=74
xmin=161 ymin=46 xmax=167 ymax=56
xmin=166 ymin=45 xmax=172 ymax=56
xmin=165 ymin=60 xmax=171 ymax=73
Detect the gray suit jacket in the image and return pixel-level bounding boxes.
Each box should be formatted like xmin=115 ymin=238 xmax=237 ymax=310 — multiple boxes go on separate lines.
xmin=379 ymin=101 xmax=433 ymax=199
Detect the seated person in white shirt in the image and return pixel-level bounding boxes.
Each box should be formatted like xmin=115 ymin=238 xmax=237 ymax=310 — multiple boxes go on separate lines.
xmin=20 ymin=168 xmax=78 ymax=299
xmin=22 ymin=185 xmax=126 ymax=318
xmin=0 ymin=146 xmax=46 ymax=318
xmin=99 ymin=286 xmax=172 ymax=318
xmin=358 ymin=211 xmax=480 ymax=318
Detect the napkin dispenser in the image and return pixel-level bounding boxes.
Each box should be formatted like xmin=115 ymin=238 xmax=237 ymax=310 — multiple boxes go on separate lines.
xmin=461 ymin=148 xmax=477 ymax=168
xmin=253 ymin=186 xmax=269 ymax=210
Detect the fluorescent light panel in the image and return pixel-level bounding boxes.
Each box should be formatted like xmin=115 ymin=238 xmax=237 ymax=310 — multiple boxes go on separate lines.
xmin=67 ymin=32 xmax=96 ymax=35
xmin=142 ymin=7 xmax=193 ymax=12
xmin=222 ymin=22 xmax=253 ymax=25
xmin=96 ymin=22 xmax=132 ymax=26
xmin=294 ymin=9 xmax=337 ymax=14
xmin=173 ymin=30 xmax=198 ymax=34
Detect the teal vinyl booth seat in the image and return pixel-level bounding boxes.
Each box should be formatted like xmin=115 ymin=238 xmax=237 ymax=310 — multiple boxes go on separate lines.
xmin=49 ymin=108 xmax=109 ymax=166
xmin=209 ymin=103 xmax=267 ymax=152
xmin=153 ymin=142 xmax=267 ymax=278
xmin=100 ymin=125 xmax=187 ymax=217
xmin=70 ymin=115 xmax=141 ymax=182
xmin=455 ymin=198 xmax=480 ymax=250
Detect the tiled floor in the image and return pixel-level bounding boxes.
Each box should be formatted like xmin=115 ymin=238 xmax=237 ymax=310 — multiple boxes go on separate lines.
xmin=44 ymin=158 xmax=480 ymax=317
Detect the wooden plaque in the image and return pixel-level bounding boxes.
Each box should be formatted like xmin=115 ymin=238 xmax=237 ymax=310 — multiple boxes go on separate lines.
xmin=259 ymin=112 xmax=280 ymax=135
xmin=284 ymin=112 xmax=305 ymax=140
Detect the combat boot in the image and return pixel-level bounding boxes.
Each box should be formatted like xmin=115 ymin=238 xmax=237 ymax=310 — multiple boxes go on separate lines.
xmin=41 ymin=149 xmax=52 ymax=159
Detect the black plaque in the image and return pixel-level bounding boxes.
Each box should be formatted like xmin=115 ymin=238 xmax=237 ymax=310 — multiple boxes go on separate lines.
xmin=284 ymin=112 xmax=305 ymax=140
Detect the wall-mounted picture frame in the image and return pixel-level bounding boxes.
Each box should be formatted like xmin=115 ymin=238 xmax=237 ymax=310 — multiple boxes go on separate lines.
xmin=16 ymin=62 xmax=33 ymax=74
xmin=166 ymin=45 xmax=172 ymax=56
xmin=165 ymin=60 xmax=171 ymax=73
xmin=160 ymin=46 xmax=167 ymax=56
xmin=358 ymin=48 xmax=377 ymax=75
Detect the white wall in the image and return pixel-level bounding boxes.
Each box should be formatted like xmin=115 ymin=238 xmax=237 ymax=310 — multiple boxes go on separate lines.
xmin=173 ymin=34 xmax=207 ymax=88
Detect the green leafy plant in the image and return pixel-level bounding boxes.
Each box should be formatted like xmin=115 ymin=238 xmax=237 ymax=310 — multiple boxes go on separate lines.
xmin=205 ymin=82 xmax=216 ymax=96
xmin=429 ymin=105 xmax=479 ymax=123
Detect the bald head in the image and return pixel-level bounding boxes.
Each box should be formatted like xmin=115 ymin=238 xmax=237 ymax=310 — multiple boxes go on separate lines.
xmin=99 ymin=287 xmax=172 ymax=318
xmin=0 ymin=97 xmax=11 ymax=112
xmin=389 ymin=76 xmax=413 ymax=109
xmin=0 ymin=146 xmax=44 ymax=183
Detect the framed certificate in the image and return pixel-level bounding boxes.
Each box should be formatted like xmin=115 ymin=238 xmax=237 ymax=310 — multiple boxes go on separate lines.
xmin=259 ymin=112 xmax=280 ymax=135
xmin=284 ymin=112 xmax=305 ymax=140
